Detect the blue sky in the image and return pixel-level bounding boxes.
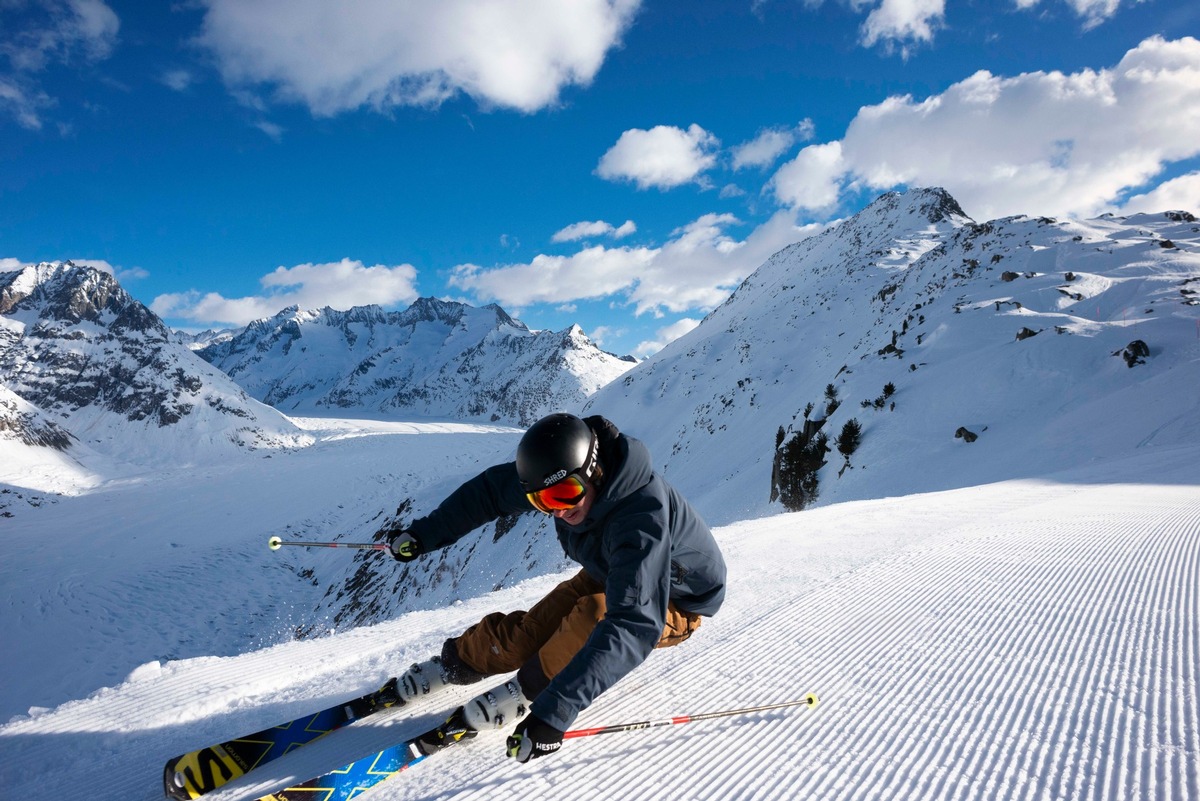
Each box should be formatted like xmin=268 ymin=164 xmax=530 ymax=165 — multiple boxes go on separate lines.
xmin=3 ymin=0 xmax=1198 ymax=358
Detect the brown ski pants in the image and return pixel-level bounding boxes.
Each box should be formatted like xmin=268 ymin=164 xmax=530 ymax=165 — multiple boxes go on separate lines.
xmin=453 ymin=569 xmax=702 ymax=683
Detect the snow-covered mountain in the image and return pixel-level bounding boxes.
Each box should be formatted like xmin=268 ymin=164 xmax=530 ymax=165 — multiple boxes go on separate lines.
xmin=195 ymin=298 xmax=634 ymax=425
xmin=585 ymin=188 xmax=1200 ymax=521
xmin=174 ymin=325 xmax=239 ymax=351
xmin=0 ymin=261 xmax=310 ymax=471
xmin=298 ymin=188 xmax=1200 ymax=636
xmin=1 ymin=193 xmax=1197 ymax=801
xmin=0 ymin=383 xmax=74 ymax=450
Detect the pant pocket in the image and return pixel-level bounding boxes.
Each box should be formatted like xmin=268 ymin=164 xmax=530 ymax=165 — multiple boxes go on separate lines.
xmin=656 ymin=604 xmax=701 ymax=649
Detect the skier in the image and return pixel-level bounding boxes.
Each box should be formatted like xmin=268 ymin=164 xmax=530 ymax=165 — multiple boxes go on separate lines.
xmin=383 ymin=412 xmax=727 ymax=763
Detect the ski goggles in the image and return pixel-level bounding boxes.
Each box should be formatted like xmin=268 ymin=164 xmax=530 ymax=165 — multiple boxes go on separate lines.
xmin=526 ymin=473 xmax=588 ymax=514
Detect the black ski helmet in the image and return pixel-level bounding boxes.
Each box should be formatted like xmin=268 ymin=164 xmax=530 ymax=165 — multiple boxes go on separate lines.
xmin=516 ymin=413 xmax=600 ymax=491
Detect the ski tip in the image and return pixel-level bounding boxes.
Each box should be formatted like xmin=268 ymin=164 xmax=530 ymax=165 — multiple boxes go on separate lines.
xmin=805 ymin=693 xmax=819 ymax=708
xmin=268 ymin=536 xmax=282 ymax=551
xmin=162 ymin=757 xmax=193 ymax=801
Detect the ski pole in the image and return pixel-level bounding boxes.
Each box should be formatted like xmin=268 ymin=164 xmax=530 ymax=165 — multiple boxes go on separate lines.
xmin=563 ymin=693 xmax=819 ymax=740
xmin=267 ymin=536 xmax=391 ymax=552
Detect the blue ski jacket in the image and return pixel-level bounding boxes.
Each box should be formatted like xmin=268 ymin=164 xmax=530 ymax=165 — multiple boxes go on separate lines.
xmin=407 ymin=416 xmax=727 ymax=730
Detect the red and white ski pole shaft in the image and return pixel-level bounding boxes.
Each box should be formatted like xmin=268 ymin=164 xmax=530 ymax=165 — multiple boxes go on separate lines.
xmin=267 ymin=536 xmax=390 ymax=552
xmin=564 ymin=693 xmax=818 ymax=740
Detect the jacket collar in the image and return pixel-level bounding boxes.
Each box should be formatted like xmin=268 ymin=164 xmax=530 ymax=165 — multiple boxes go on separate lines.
xmin=561 ymin=433 xmax=654 ymax=531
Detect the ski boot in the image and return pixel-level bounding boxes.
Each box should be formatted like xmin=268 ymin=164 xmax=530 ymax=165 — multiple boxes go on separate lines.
xmin=461 ymin=679 xmax=529 ymax=730
xmin=414 ymin=679 xmax=530 ymax=756
xmin=398 ymin=640 xmax=490 ymax=703
xmin=397 ymin=656 xmax=452 ymax=703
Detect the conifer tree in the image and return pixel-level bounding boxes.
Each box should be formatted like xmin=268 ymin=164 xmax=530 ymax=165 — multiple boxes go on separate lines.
xmin=836 ymin=418 xmax=862 ymax=458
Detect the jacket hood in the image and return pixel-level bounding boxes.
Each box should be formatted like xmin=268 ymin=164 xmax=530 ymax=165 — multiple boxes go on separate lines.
xmin=591 ymin=435 xmax=654 ymax=520
xmin=560 ymin=416 xmax=654 ymax=531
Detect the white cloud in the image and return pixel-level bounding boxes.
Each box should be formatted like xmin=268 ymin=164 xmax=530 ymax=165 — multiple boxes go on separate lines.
xmin=773 ymin=0 xmax=943 ymax=53
xmin=197 ymin=0 xmax=641 ymax=116
xmin=151 ymin=258 xmax=419 ymax=325
xmin=0 ymin=77 xmax=49 ymax=129
xmin=161 ymin=69 xmax=194 ymax=92
xmin=596 ymin=124 xmax=720 ymax=190
xmin=450 ymin=210 xmax=823 ymax=317
xmin=115 ymin=265 xmax=150 ymax=282
xmin=1 ymin=0 xmax=120 ymax=71
xmin=589 ymin=324 xmax=623 ymax=347
xmin=254 ymin=120 xmax=284 ymax=141
xmin=634 ymin=317 xmax=701 ymax=358
xmin=769 ymin=142 xmax=846 ymax=211
xmin=554 ymin=221 xmax=611 ymax=242
xmin=552 ymin=219 xmax=637 ymax=242
xmin=627 ymin=213 xmax=747 ymax=313
xmin=0 ymin=0 xmax=120 ymax=129
xmin=731 ymin=121 xmax=815 ymax=170
xmin=613 ymin=220 xmax=638 ymax=238
xmin=769 ymin=36 xmax=1200 ymax=221
xmin=1119 ymin=172 xmax=1200 ymax=215
xmin=859 ymin=0 xmax=945 ymax=51
xmin=450 ymin=246 xmax=658 ymax=309
xmin=1064 ymin=0 xmax=1127 ymax=27
xmin=1015 ymin=0 xmax=1140 ymax=30
xmin=800 ymin=0 xmax=1137 ymax=54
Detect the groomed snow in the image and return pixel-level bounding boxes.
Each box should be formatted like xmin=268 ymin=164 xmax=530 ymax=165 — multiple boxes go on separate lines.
xmin=1 ymin=418 xmax=1196 ymax=801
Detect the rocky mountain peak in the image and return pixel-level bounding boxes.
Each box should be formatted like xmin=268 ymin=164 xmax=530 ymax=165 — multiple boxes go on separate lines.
xmin=1 ymin=261 xmax=305 ymax=466
xmin=848 ymin=186 xmax=974 ymax=233
xmin=893 ymin=187 xmax=970 ymax=223
xmin=1 ymin=261 xmax=168 ymax=338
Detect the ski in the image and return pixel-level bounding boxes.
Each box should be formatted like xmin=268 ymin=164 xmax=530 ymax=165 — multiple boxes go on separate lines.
xmin=251 ymin=694 xmax=821 ymax=801
xmin=163 ymin=678 xmax=402 ymax=800
xmin=253 ymin=709 xmax=472 ymax=801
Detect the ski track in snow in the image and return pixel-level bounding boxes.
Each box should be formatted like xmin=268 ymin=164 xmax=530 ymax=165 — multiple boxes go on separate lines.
xmin=1 ymin=470 xmax=1196 ymax=801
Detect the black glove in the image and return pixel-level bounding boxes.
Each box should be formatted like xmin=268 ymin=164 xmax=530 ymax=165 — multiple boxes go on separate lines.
xmin=506 ymin=714 xmax=564 ymax=763
xmin=387 ymin=530 xmax=422 ymax=562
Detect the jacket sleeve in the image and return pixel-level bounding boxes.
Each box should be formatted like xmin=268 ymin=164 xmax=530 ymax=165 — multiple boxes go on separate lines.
xmin=407 ymin=462 xmax=531 ymax=552
xmin=530 ymin=494 xmax=672 ymax=731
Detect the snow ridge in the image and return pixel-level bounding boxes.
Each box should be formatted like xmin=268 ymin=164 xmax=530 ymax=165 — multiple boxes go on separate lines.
xmin=196 ymin=298 xmax=633 ymax=425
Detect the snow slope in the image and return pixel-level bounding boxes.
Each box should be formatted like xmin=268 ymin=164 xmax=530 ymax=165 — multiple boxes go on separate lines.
xmin=0 ymin=417 xmax=524 ymax=722
xmin=0 ymin=422 xmax=1196 ymax=801
xmin=586 ymin=192 xmax=1200 ymax=521
xmin=281 ymin=191 xmax=1200 ymax=641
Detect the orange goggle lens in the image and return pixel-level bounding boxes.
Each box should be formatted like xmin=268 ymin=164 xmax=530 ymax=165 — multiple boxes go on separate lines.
xmin=526 ymin=475 xmax=587 ymax=513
